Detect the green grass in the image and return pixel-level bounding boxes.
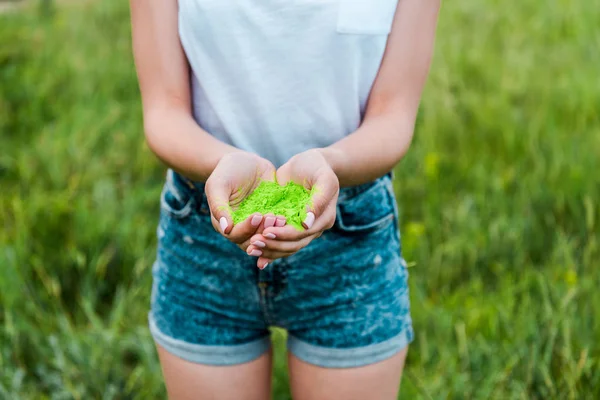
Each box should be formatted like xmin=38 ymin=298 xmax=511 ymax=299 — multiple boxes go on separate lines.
xmin=1 ymin=0 xmax=599 ymax=398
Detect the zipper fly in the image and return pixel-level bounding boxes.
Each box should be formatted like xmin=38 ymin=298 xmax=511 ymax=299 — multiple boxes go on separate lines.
xmin=258 ymin=281 xmax=272 ymax=324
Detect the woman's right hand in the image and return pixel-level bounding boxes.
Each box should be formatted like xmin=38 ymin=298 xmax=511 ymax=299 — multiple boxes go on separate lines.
xmin=205 ymin=152 xmax=283 ymax=252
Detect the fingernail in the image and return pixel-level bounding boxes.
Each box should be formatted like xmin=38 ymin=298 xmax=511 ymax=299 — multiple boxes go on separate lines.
xmin=248 ymin=249 xmax=262 ymax=257
xmin=252 ymin=240 xmax=266 ymax=248
xmin=275 ymin=218 xmax=286 ymax=227
xmin=264 ymin=233 xmax=276 ymax=239
xmin=219 ymin=217 xmax=228 ymax=233
xmin=260 ymin=263 xmax=269 ymax=270
xmin=303 ymin=212 xmax=315 ymax=229
xmin=251 ymin=215 xmax=262 ymax=226
xmin=265 ymin=216 xmax=276 ymax=228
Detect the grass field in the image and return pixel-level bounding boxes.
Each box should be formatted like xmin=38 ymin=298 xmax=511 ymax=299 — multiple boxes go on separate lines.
xmin=1 ymin=0 xmax=599 ymax=398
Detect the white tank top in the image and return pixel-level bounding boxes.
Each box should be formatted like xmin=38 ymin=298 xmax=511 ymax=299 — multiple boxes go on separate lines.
xmin=178 ymin=0 xmax=398 ymax=167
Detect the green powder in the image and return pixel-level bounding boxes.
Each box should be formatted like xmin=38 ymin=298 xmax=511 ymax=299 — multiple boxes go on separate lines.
xmin=232 ymin=180 xmax=312 ymax=230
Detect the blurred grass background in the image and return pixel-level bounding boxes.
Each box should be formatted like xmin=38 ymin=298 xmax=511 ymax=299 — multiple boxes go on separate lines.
xmin=0 ymin=0 xmax=599 ymax=398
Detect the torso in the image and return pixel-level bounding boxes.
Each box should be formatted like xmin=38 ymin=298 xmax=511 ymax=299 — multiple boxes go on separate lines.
xmin=178 ymin=0 xmax=398 ymax=166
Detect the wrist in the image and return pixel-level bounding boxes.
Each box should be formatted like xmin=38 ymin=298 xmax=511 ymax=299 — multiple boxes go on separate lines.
xmin=213 ymin=148 xmax=251 ymax=167
xmin=318 ymin=147 xmax=347 ymax=177
xmin=202 ymin=148 xmax=246 ymax=179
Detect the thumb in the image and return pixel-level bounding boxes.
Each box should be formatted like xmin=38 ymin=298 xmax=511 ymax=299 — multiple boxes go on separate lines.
xmin=205 ymin=178 xmax=233 ymax=234
xmin=303 ymin=169 xmax=339 ymax=229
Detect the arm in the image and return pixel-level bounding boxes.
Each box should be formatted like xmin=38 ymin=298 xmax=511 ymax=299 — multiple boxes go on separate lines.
xmin=130 ymin=0 xmax=278 ymax=249
xmin=129 ymin=0 xmax=238 ymax=181
xmin=248 ymin=0 xmax=441 ymax=268
xmin=322 ymin=0 xmax=441 ymax=186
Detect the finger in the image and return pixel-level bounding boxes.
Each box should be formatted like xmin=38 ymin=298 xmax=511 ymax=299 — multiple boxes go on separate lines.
xmin=246 ymin=245 xmax=268 ymax=258
xmin=249 ymin=233 xmax=318 ymax=259
xmin=261 ymin=224 xmax=309 ymax=241
xmin=250 ymin=234 xmax=316 ymax=253
xmin=227 ymin=213 xmax=263 ymax=244
xmin=257 ymin=257 xmax=272 ymax=270
xmin=261 ymin=201 xmax=336 ymax=240
xmin=309 ymin=200 xmax=337 ymax=231
xmin=275 ymin=216 xmax=286 ymax=227
xmin=260 ymin=249 xmax=294 ymax=259
xmin=303 ymin=169 xmax=339 ymax=229
xmin=262 ymin=213 xmax=277 ymax=229
xmin=210 ymin=215 xmax=223 ymax=234
xmin=205 ymin=178 xmax=234 ymax=234
xmin=248 ymin=235 xmax=267 ymax=249
xmin=246 ymin=243 xmax=293 ymax=260
xmin=247 ymin=244 xmax=294 ymax=260
xmin=236 ymin=227 xmax=271 ymax=253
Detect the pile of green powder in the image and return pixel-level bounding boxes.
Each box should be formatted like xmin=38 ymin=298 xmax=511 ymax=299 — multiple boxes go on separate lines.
xmin=232 ymin=181 xmax=312 ymax=230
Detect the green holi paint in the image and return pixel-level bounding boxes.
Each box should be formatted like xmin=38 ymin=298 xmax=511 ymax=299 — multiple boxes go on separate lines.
xmin=232 ymin=181 xmax=312 ymax=230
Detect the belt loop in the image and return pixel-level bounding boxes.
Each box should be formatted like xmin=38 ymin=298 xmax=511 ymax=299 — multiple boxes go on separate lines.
xmin=169 ymin=169 xmax=197 ymax=192
xmin=177 ymin=171 xmax=196 ymax=192
xmin=184 ymin=178 xmax=196 ymax=191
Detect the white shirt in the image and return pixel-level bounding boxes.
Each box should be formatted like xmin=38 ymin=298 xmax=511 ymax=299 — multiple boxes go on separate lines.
xmin=179 ymin=0 xmax=398 ymax=167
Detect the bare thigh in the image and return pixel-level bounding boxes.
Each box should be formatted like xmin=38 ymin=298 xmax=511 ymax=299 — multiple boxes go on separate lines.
xmin=288 ymin=347 xmax=408 ymax=400
xmin=157 ymin=344 xmax=273 ymax=400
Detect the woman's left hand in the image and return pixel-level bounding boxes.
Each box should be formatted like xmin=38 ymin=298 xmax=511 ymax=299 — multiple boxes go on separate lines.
xmin=245 ymin=149 xmax=340 ymax=269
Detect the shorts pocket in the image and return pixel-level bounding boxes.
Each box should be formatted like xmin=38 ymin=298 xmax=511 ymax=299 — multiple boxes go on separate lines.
xmin=334 ymin=177 xmax=395 ymax=235
xmin=337 ymin=0 xmax=398 ymax=35
xmin=160 ymin=170 xmax=196 ymax=219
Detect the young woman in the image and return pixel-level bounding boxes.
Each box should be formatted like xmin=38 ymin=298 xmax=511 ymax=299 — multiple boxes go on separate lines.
xmin=130 ymin=1 xmax=439 ymax=398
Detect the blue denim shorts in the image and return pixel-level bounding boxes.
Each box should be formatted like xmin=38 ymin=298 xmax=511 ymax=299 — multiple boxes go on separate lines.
xmin=149 ymin=169 xmax=413 ymax=368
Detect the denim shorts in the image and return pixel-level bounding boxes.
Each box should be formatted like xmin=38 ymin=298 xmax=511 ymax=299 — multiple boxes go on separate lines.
xmin=149 ymin=169 xmax=413 ymax=368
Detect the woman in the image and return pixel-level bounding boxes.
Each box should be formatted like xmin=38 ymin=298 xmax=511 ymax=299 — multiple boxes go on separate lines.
xmin=129 ymin=0 xmax=439 ymax=398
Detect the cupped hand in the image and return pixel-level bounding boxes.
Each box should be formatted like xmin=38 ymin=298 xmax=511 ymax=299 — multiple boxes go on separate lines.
xmin=205 ymin=152 xmax=285 ymax=251
xmin=245 ymin=149 xmax=340 ymax=269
